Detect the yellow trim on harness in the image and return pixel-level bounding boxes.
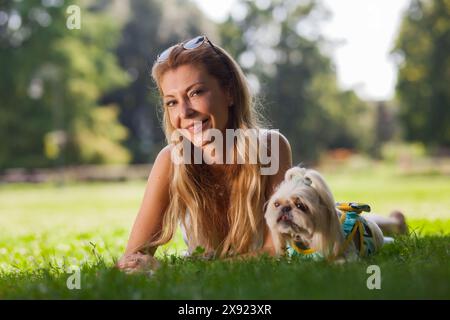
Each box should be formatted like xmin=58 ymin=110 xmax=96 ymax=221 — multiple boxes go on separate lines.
xmin=290 ymin=241 xmax=316 ymax=255
xmin=339 ymin=211 xmax=347 ymax=224
xmin=341 ymin=220 xmax=358 ymax=253
xmin=340 ymin=219 xmax=366 ymax=256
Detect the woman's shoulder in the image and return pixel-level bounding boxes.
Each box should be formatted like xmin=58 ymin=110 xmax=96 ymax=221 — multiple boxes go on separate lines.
xmin=156 ymin=144 xmax=175 ymax=160
xmin=262 ymin=130 xmax=293 ymax=197
xmin=259 ymin=129 xmax=292 ymax=156
xmin=150 ymin=144 xmax=175 ymax=178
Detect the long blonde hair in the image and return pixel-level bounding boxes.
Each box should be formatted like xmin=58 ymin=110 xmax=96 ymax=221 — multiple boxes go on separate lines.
xmin=149 ymin=37 xmax=269 ymax=257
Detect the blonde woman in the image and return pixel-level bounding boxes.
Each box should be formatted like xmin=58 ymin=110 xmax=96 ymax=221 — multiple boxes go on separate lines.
xmin=116 ymin=36 xmax=407 ymax=273
xmin=116 ymin=35 xmax=292 ymax=273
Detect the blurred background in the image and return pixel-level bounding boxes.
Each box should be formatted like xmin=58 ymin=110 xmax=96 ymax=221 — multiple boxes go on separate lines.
xmin=0 ymin=0 xmax=449 ymax=176
xmin=0 ymin=0 xmax=449 ymax=244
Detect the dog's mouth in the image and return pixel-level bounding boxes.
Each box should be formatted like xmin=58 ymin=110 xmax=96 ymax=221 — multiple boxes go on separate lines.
xmin=276 ymin=212 xmax=305 ymax=234
xmin=277 ymin=211 xmax=313 ymax=241
xmin=277 ymin=211 xmax=293 ymax=223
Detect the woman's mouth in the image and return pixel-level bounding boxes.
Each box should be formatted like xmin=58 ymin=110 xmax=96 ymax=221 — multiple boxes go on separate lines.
xmin=186 ymin=119 xmax=210 ymax=134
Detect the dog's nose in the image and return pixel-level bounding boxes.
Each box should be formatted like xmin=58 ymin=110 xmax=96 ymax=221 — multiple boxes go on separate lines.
xmin=281 ymin=205 xmax=291 ymax=213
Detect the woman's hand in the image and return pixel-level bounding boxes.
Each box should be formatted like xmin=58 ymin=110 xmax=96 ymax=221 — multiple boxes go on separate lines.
xmin=116 ymin=252 xmax=161 ymax=274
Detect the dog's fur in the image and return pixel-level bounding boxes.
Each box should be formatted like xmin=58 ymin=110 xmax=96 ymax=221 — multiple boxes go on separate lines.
xmin=264 ymin=167 xmax=384 ymax=261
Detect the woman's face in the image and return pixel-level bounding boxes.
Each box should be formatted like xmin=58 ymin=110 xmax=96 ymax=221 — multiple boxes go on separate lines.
xmin=160 ymin=64 xmax=232 ymax=147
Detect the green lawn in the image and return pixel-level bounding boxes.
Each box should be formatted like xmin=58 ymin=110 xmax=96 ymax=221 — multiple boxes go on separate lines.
xmin=0 ymin=166 xmax=449 ymax=299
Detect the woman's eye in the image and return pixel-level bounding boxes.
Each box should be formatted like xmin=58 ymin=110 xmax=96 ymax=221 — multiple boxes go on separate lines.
xmin=165 ymin=100 xmax=176 ymax=107
xmin=190 ymin=89 xmax=202 ymax=97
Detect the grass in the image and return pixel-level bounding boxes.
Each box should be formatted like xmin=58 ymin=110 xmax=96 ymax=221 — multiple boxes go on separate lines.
xmin=0 ymin=165 xmax=449 ymax=299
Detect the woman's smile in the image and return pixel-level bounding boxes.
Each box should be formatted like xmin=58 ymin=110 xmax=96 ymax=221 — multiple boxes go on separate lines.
xmin=184 ymin=118 xmax=211 ymax=134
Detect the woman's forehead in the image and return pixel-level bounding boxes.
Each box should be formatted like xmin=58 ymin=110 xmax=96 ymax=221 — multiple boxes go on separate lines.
xmin=160 ymin=64 xmax=213 ymax=96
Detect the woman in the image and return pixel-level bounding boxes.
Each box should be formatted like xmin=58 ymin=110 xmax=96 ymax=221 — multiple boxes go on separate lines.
xmin=117 ymin=36 xmax=406 ymax=273
xmin=117 ymin=35 xmax=292 ymax=273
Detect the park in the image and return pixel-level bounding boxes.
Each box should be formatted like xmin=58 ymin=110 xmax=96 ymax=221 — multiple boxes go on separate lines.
xmin=0 ymin=0 xmax=448 ymax=301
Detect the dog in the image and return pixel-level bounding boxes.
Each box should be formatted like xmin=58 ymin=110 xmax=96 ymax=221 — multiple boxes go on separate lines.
xmin=264 ymin=166 xmax=384 ymax=261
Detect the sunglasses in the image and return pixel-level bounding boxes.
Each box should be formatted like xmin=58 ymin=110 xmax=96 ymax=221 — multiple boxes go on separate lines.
xmin=156 ymin=35 xmax=224 ymax=64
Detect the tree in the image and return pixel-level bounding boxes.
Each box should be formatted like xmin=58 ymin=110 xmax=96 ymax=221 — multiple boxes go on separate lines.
xmin=101 ymin=0 xmax=217 ymax=163
xmin=219 ymin=0 xmax=373 ymax=163
xmin=0 ymin=0 xmax=130 ymax=170
xmin=393 ymin=0 xmax=450 ymax=150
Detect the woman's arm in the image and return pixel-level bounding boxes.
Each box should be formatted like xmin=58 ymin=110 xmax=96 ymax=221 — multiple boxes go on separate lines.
xmin=117 ymin=145 xmax=173 ymax=272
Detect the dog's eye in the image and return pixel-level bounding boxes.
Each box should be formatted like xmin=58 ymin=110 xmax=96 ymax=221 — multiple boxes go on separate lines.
xmin=296 ymin=202 xmax=308 ymax=212
xmin=274 ymin=202 xmax=280 ymax=208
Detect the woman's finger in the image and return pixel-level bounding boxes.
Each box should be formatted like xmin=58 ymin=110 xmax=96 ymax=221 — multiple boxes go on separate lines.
xmin=123 ymin=268 xmax=138 ymax=275
xmin=126 ymin=260 xmax=139 ymax=268
xmin=118 ymin=254 xmax=160 ymax=274
xmin=117 ymin=260 xmax=137 ymax=270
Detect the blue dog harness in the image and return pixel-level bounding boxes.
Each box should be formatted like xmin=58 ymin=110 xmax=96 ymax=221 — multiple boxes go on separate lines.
xmin=287 ymin=202 xmax=377 ymax=260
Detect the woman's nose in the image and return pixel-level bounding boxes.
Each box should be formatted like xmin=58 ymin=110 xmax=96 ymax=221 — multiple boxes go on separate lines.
xmin=179 ymin=98 xmax=194 ymax=118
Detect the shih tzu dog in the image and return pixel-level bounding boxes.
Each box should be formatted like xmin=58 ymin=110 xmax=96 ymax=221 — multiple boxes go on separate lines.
xmin=264 ymin=167 xmax=384 ymax=261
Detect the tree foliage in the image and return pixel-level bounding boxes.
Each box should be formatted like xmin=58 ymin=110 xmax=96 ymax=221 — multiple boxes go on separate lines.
xmin=0 ymin=0 xmax=130 ymax=169
xmin=219 ymin=0 xmax=374 ymax=163
xmin=393 ymin=0 xmax=450 ymax=149
xmin=0 ymin=0 xmax=385 ymax=169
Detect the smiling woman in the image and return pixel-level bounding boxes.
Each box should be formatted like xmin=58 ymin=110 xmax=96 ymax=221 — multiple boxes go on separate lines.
xmin=161 ymin=64 xmax=231 ymax=147
xmin=116 ymin=35 xmax=293 ymax=273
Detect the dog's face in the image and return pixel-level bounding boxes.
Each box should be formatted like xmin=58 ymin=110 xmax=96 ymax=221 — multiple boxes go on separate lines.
xmin=265 ymin=178 xmax=322 ymax=249
xmin=264 ymin=167 xmax=338 ymax=253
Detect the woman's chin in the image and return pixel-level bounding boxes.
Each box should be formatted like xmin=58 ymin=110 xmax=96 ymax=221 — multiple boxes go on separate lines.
xmin=192 ymin=138 xmax=213 ymax=148
xmin=191 ymin=130 xmax=215 ymax=148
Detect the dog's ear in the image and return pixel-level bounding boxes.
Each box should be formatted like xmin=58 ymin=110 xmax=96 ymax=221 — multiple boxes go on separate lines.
xmin=284 ymin=166 xmax=306 ymax=182
xmin=306 ymin=170 xmax=344 ymax=258
xmin=306 ymin=170 xmax=335 ymax=209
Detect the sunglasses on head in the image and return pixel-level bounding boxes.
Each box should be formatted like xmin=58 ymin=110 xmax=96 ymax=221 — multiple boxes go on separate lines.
xmin=156 ymin=35 xmax=224 ymax=63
